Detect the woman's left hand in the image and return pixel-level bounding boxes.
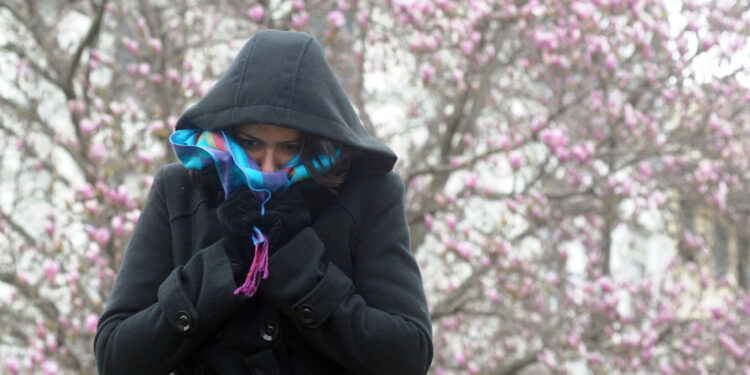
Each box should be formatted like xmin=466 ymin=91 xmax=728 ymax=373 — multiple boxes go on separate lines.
xmin=262 ymin=186 xmax=311 ymax=253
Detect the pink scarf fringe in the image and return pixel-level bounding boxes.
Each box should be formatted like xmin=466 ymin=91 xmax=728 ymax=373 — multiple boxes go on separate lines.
xmin=233 ymin=228 xmax=269 ymax=298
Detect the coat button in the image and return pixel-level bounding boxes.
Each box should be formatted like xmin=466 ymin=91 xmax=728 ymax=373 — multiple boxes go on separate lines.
xmin=260 ymin=320 xmax=279 ymax=342
xmin=294 ymin=305 xmax=317 ymax=325
xmin=175 ymin=311 xmax=192 ymax=332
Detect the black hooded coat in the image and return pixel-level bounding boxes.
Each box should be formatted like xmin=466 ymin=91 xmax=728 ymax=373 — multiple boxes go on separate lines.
xmin=93 ymin=30 xmax=433 ymax=374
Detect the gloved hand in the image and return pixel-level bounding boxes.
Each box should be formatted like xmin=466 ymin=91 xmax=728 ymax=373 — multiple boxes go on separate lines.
xmin=260 ymin=185 xmax=312 ymax=254
xmin=216 ymin=186 xmax=263 ymax=285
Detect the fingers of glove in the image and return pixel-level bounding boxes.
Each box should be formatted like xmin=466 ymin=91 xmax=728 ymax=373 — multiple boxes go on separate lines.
xmin=221 ymin=189 xmax=262 ymax=212
xmin=265 ymin=187 xmax=306 ymax=211
xmin=218 ymin=194 xmax=263 ymax=228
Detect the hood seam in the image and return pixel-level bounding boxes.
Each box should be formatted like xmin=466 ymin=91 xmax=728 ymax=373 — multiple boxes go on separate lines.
xmin=231 ymin=38 xmax=256 ymax=125
xmin=288 ymin=37 xmax=314 ymax=126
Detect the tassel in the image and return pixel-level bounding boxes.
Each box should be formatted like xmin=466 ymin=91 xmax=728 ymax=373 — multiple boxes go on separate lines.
xmin=233 ymin=226 xmax=270 ymax=298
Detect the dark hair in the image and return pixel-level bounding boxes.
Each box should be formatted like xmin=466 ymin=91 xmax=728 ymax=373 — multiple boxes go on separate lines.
xmin=299 ymin=132 xmax=349 ymax=187
xmin=187 ymin=130 xmax=350 ymax=202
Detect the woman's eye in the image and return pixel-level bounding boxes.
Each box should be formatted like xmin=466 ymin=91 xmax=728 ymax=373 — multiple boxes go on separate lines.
xmin=281 ymin=143 xmax=300 ymax=152
xmin=237 ymin=138 xmax=258 ymax=148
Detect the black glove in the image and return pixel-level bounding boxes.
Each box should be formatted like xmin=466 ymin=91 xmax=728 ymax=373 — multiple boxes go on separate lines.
xmin=261 ymin=185 xmax=312 ymax=254
xmin=216 ymin=186 xmax=263 ymax=285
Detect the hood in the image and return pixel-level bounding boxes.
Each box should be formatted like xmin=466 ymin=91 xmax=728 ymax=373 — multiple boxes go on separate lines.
xmin=176 ymin=30 xmax=397 ymax=173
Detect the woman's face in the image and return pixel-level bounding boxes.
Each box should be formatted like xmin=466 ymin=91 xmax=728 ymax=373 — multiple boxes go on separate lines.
xmin=234 ymin=124 xmax=301 ymax=172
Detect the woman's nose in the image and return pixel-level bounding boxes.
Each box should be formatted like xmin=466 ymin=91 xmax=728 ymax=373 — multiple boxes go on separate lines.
xmin=258 ymin=148 xmax=278 ymax=172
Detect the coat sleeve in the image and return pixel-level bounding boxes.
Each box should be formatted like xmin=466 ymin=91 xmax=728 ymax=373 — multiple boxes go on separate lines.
xmin=94 ymin=166 xmax=244 ymax=375
xmin=259 ymin=172 xmax=434 ymax=375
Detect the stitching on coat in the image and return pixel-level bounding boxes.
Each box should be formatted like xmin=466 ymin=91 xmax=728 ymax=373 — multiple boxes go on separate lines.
xmin=287 ymin=37 xmax=314 ymax=123
xmin=169 ymin=199 xmax=211 ymax=222
xmin=230 ymin=38 xmax=256 ymax=123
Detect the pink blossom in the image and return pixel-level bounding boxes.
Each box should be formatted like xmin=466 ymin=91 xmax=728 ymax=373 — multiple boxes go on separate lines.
xmin=441 ymin=316 xmax=459 ymax=331
xmin=248 ymin=5 xmax=264 ymax=22
xmin=94 ymin=227 xmax=111 ymax=247
xmin=456 ymin=242 xmax=472 ymax=260
xmin=468 ymin=362 xmax=479 ymax=374
xmin=598 ymin=276 xmax=615 ymax=293
xmin=718 ymin=333 xmax=744 ymax=360
xmin=122 ymin=37 xmax=139 ymax=55
xmin=486 ymin=288 xmax=499 ymax=302
xmin=69 ymin=100 xmax=86 ymax=114
xmin=44 ymin=222 xmax=54 ymax=237
xmin=46 ymin=335 xmax=57 ymax=351
xmin=5 ymin=357 xmax=20 ymax=375
xmin=410 ymin=31 xmax=426 ymax=51
xmin=572 ymin=2 xmax=596 ymax=20
xmin=539 ymin=350 xmax=557 ymax=370
xmin=571 ymin=142 xmax=594 ymax=163
xmin=111 ymin=216 xmax=125 ymax=237
xmin=148 ymin=38 xmax=162 ymax=54
xmin=292 ymin=0 xmax=305 ymax=11
xmin=460 ymin=40 xmax=475 ymax=57
xmin=89 ymin=143 xmax=106 ymax=162
xmin=327 ymin=10 xmax=346 ymax=28
xmin=85 ymin=245 xmax=100 ymax=263
xmin=167 ymin=69 xmax=180 ymax=82
xmin=357 ymin=9 xmax=368 ymax=28
xmin=80 ymin=118 xmax=97 ymax=135
xmin=641 ymin=346 xmax=653 ymax=361
xmin=109 ymin=101 xmax=124 ymax=116
xmin=291 ymin=11 xmax=310 ymax=29
xmin=638 ymin=161 xmax=652 ymax=179
xmin=539 ymin=128 xmax=567 ymax=148
xmin=168 ymin=116 xmax=178 ymax=130
xmin=445 ymin=214 xmax=457 ymax=231
xmin=531 ymin=30 xmax=559 ymax=50
xmin=509 ymin=151 xmax=522 ymax=170
xmin=465 ymin=172 xmax=478 ymax=190
xmin=148 ymin=120 xmax=165 ymax=134
xmin=424 ymin=214 xmax=434 ymax=229
xmin=78 ymin=183 xmax=95 ymax=200
xmin=85 ymin=314 xmax=99 ymax=334
xmin=41 ymin=360 xmax=58 ymax=375
xmin=624 ymin=104 xmax=637 ymax=129
xmin=605 ymin=52 xmax=617 ymax=71
xmin=452 ymin=68 xmax=464 ymax=87
xmin=455 ymin=351 xmax=466 ymax=366
xmin=418 ymin=63 xmax=435 ymax=84
xmin=36 ymin=320 xmax=46 ymax=337
xmin=138 ymin=63 xmax=150 ymax=76
xmin=43 ymin=258 xmax=60 ymax=283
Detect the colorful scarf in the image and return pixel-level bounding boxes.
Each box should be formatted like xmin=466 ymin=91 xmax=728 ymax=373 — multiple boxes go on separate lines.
xmin=170 ymin=128 xmax=340 ymax=298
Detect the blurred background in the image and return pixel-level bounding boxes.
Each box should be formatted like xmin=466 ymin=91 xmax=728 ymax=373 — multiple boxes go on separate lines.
xmin=1 ymin=0 xmax=750 ymax=374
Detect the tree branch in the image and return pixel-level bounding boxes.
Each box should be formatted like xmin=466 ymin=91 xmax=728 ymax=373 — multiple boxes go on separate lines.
xmin=63 ymin=0 xmax=109 ymax=99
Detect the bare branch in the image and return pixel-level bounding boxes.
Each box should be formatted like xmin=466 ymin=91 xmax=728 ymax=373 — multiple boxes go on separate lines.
xmin=63 ymin=0 xmax=109 ymax=99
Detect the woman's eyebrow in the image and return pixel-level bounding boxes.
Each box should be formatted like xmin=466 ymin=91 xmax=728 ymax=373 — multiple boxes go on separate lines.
xmin=234 ymin=133 xmax=261 ymax=141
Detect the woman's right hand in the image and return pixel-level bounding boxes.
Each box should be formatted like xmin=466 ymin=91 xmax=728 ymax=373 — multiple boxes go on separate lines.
xmin=216 ymin=186 xmax=263 ymax=284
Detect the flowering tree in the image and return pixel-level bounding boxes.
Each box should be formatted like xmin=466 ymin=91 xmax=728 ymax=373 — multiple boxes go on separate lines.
xmin=1 ymin=0 xmax=750 ymax=374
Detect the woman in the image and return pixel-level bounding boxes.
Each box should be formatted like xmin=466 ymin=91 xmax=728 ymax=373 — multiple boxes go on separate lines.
xmin=94 ymin=30 xmax=433 ymax=374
